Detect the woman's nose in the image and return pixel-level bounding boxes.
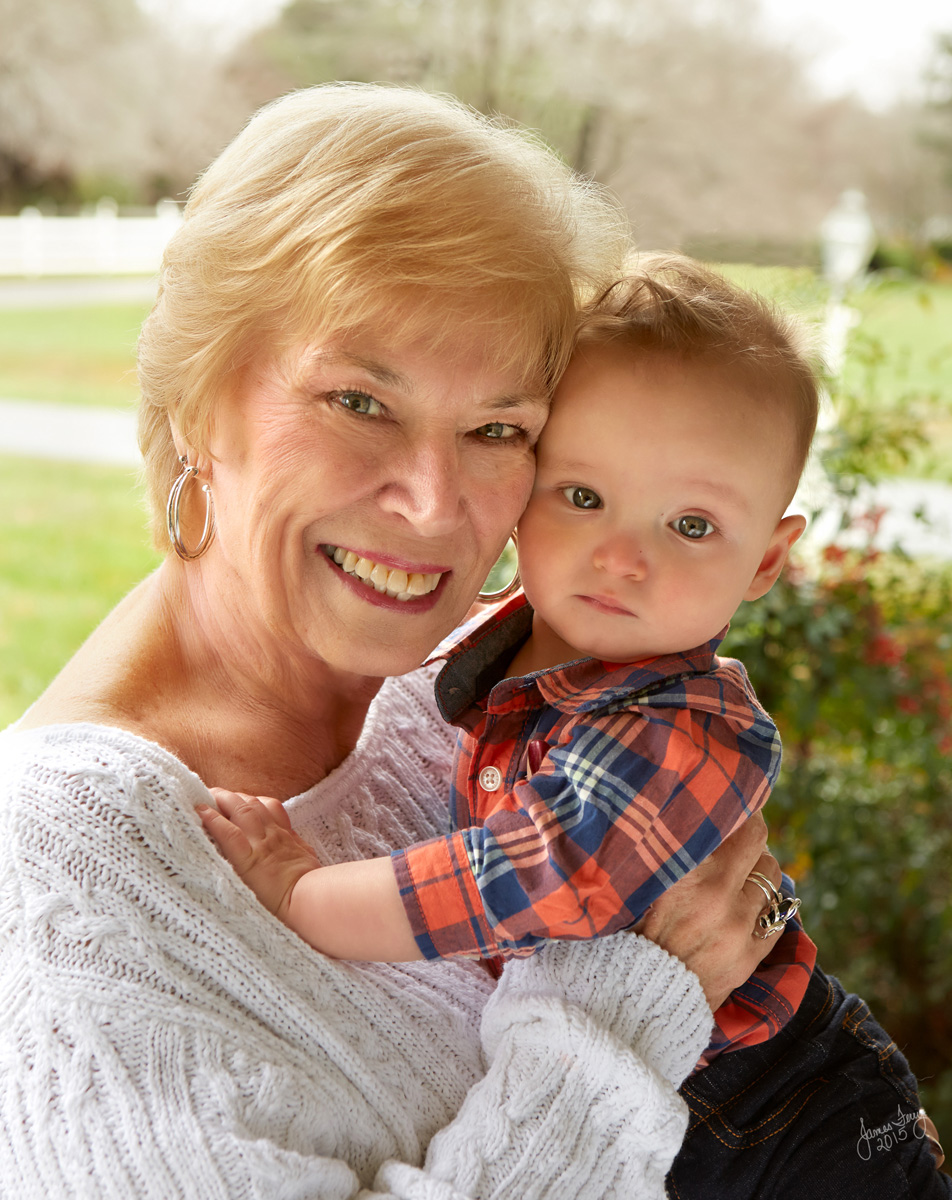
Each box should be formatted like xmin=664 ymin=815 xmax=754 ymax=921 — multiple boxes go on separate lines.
xmin=376 ymin=439 xmax=463 ymax=536
xmin=592 ymin=532 xmax=648 ymax=579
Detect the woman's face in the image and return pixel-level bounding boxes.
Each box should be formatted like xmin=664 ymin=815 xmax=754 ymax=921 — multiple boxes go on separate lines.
xmin=200 ymin=327 xmax=549 ymax=679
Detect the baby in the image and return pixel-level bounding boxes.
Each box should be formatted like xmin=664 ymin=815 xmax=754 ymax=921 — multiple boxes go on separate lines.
xmin=201 ymin=254 xmax=819 ymax=1058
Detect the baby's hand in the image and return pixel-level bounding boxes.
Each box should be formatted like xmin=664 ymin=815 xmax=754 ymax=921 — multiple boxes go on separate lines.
xmin=198 ymin=789 xmax=321 ymax=921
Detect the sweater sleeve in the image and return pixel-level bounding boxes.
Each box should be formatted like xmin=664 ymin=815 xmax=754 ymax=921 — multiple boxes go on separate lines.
xmin=374 ymin=934 xmax=713 ymax=1200
xmin=0 ymin=725 xmax=711 ymax=1200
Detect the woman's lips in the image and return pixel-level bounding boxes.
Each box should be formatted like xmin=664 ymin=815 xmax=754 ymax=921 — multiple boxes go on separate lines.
xmin=321 ymin=544 xmax=444 ymax=602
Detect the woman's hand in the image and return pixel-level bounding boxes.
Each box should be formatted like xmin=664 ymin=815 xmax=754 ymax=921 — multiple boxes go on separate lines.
xmin=635 ymin=814 xmax=784 ymax=1010
xmin=198 ymin=789 xmax=321 ymax=921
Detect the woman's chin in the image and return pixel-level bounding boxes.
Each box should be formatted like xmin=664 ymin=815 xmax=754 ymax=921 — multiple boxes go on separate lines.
xmin=301 ymin=598 xmax=469 ymax=680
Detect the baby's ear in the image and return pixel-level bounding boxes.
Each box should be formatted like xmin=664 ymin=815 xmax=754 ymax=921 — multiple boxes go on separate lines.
xmin=744 ymin=514 xmax=806 ymax=601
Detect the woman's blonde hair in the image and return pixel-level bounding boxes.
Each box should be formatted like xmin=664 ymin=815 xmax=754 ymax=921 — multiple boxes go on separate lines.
xmin=137 ymin=83 xmax=629 ymax=543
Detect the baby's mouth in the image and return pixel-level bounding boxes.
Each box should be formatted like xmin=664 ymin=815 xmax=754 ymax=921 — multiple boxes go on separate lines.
xmin=322 ymin=545 xmax=443 ymax=602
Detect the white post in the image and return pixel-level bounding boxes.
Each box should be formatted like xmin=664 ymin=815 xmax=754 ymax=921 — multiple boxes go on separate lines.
xmin=795 ymin=192 xmax=876 ymax=539
xmin=799 ymin=191 xmax=878 ymax=550
xmin=94 ymin=197 xmax=119 ymax=274
xmin=19 ymin=206 xmax=44 ymax=277
xmin=820 ymin=189 xmax=875 ymax=388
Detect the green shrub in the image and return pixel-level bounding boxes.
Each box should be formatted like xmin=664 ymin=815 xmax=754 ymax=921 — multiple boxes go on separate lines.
xmin=723 ymin=374 xmax=952 ymax=1136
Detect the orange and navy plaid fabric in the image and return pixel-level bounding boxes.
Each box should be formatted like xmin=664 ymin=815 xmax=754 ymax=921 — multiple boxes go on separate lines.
xmin=392 ymin=595 xmax=816 ymax=1059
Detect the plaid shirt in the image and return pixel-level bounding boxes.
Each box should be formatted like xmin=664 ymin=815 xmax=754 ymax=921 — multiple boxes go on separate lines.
xmin=392 ymin=595 xmax=816 ymax=1059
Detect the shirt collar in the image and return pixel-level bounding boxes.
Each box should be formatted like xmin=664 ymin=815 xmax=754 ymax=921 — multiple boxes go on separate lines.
xmin=434 ymin=592 xmax=725 ymax=723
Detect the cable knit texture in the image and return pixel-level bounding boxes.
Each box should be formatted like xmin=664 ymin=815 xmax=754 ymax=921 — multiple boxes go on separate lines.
xmin=0 ymin=665 xmax=712 ymax=1198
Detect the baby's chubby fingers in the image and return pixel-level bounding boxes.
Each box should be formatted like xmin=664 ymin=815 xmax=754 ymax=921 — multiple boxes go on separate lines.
xmin=208 ymin=787 xmax=287 ymax=830
xmin=198 ymin=789 xmax=322 ymax=918
xmin=197 ymin=800 xmax=257 ymax=875
xmin=255 ymin=794 xmax=294 ymax=832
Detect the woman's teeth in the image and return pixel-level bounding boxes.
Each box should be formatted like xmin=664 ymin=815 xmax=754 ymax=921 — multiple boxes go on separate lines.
xmin=325 ymin=546 xmax=442 ymax=601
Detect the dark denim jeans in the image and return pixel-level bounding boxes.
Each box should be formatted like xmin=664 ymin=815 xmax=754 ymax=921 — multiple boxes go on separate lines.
xmin=667 ymin=965 xmax=951 ymax=1199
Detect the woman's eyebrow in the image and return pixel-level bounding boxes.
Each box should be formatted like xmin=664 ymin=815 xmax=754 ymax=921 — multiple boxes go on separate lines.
xmin=304 ymin=349 xmax=550 ymax=412
xmin=304 ymin=348 xmax=410 ymax=391
xmin=488 ymin=392 xmax=550 ymax=414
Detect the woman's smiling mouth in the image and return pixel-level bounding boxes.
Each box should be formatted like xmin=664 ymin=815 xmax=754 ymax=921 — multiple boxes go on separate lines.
xmin=322 ymin=545 xmax=443 ymax=602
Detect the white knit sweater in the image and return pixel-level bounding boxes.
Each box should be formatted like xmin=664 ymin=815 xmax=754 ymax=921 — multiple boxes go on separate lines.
xmin=0 ymin=664 xmax=712 ymax=1199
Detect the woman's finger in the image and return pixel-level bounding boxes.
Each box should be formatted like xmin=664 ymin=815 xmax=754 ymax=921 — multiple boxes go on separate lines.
xmin=636 ymin=817 xmax=797 ymax=1007
xmin=702 ymin=812 xmax=769 ymax=889
xmin=740 ymin=850 xmax=783 ymax=910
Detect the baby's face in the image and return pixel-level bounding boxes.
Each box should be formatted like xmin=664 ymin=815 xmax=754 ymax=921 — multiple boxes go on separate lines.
xmin=516 ymin=343 xmax=802 ymax=664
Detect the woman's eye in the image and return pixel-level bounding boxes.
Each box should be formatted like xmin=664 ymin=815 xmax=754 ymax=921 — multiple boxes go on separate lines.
xmin=474 ymin=421 xmax=522 ymax=441
xmin=562 ymin=486 xmax=602 ymax=510
xmin=335 ymin=390 xmax=381 ymax=416
xmin=675 ymin=514 xmax=714 ymax=539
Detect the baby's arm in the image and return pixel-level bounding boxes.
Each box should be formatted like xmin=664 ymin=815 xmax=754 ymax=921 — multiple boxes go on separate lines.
xmin=198 ymin=790 xmax=423 ymax=962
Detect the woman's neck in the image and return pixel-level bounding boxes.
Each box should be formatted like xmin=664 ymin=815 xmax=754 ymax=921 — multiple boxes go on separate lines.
xmin=21 ymin=564 xmax=383 ymax=801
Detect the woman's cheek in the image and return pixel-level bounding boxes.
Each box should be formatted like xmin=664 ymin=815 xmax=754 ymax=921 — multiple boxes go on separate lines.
xmin=499 ymin=447 xmax=538 ymax=521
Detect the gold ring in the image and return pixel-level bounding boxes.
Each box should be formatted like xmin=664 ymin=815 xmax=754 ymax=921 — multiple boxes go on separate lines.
xmin=746 ymin=872 xmax=802 ymax=939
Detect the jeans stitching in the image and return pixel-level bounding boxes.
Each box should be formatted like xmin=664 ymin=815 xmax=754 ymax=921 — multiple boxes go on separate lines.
xmin=681 ymin=977 xmax=838 ymax=1120
xmin=686 ymin=1078 xmax=829 ymax=1147
xmin=681 ymin=975 xmax=919 ymax=1146
xmin=841 ymin=1002 xmax=918 ymax=1107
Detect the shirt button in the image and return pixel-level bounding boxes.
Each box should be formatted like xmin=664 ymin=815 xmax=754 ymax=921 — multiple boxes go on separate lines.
xmin=478 ymin=765 xmax=502 ymax=791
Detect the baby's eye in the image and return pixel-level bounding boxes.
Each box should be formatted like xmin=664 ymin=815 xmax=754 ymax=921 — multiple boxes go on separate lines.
xmin=562 ymin=486 xmax=602 ymax=510
xmin=674 ymin=514 xmax=714 ymax=539
xmin=474 ymin=421 xmax=523 ymax=441
xmin=335 ymin=390 xmax=382 ymax=416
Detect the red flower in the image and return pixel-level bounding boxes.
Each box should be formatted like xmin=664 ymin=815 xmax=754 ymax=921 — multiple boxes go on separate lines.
xmin=864 ymin=633 xmax=904 ymax=668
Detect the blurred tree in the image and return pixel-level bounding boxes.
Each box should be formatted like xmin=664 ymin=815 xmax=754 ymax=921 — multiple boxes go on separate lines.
xmin=0 ymin=0 xmax=249 ymax=208
xmin=5 ymin=0 xmax=949 ymax=241
xmin=926 ymin=33 xmax=952 ymax=185
xmin=0 ymin=0 xmax=139 ymax=205
xmin=227 ymin=0 xmax=431 ymax=108
xmin=232 ymin=0 xmax=951 ymax=252
xmin=860 ymin=101 xmax=952 ymax=244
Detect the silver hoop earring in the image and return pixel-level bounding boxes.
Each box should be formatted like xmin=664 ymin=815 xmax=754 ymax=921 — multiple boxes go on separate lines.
xmin=166 ymin=455 xmax=215 ymax=560
xmin=478 ymin=536 xmax=521 ymax=602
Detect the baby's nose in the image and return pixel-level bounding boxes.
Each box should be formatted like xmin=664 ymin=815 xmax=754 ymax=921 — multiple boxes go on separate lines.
xmin=592 ymin=533 xmax=647 ymax=579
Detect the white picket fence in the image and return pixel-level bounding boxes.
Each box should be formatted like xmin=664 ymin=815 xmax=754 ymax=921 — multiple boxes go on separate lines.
xmin=0 ymin=199 xmax=181 ymax=276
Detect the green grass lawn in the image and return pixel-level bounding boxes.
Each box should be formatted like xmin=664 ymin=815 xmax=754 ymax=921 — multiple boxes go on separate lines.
xmin=0 ymin=455 xmax=160 ymax=727
xmin=0 ymin=302 xmax=149 ymax=408
xmin=850 ymin=276 xmax=952 ymax=398
xmin=846 ymin=279 xmax=952 ymax=478
xmin=720 ymin=267 xmax=952 ymax=478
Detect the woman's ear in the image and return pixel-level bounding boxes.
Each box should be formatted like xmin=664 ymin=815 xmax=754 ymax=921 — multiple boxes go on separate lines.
xmin=168 ymin=417 xmax=190 ymax=467
xmin=169 ymin=416 xmax=212 ymax=479
xmin=744 ymin=514 xmax=806 ymax=602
